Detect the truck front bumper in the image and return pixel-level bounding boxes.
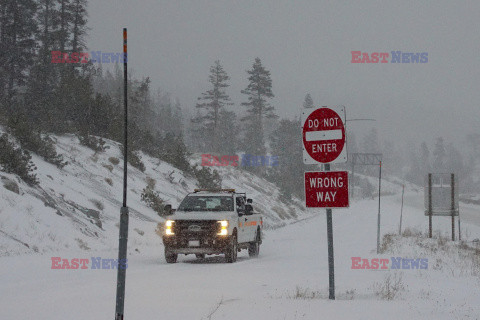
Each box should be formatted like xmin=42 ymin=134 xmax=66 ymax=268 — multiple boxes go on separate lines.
xmin=163 ymin=235 xmax=231 ymax=255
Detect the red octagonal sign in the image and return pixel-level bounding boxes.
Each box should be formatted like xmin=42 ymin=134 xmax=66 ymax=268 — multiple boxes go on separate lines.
xmin=302 ymin=106 xmax=347 ymax=164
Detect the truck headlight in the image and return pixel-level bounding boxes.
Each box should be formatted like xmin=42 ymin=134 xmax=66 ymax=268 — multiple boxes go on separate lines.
xmin=165 ymin=220 xmax=175 ymax=236
xmin=217 ymin=220 xmax=228 ymax=236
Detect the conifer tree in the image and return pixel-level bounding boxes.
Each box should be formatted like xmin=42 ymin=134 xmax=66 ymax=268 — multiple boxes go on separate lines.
xmin=0 ymin=0 xmax=37 ymax=109
xmin=241 ymin=57 xmax=276 ymax=156
xmin=303 ymin=93 xmax=314 ymax=108
xmin=194 ymin=60 xmax=233 ymax=152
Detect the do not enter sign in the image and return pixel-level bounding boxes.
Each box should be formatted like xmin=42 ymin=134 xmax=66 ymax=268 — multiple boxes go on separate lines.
xmin=302 ymin=106 xmax=347 ymax=164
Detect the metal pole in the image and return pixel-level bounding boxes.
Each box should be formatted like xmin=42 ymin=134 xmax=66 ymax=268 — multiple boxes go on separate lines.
xmin=115 ymin=28 xmax=129 ymax=320
xmin=399 ymin=184 xmax=404 ymax=235
xmin=428 ymin=173 xmax=432 ymax=238
xmin=451 ymin=173 xmax=455 ymax=241
xmin=351 ymin=162 xmax=355 ymax=200
xmin=376 ymin=161 xmax=382 ymax=254
xmin=324 ymin=163 xmax=335 ymax=300
xmin=458 ymin=207 xmax=461 ymax=241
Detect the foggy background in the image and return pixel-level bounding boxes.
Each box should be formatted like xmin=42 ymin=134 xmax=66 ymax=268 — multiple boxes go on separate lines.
xmin=87 ymin=0 xmax=480 ymax=150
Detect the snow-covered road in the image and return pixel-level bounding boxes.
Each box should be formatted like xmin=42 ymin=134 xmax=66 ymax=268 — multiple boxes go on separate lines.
xmin=1 ymin=195 xmax=479 ymax=319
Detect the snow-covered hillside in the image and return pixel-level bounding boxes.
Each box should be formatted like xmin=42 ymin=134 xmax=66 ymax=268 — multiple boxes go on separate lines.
xmin=0 ymin=134 xmax=307 ymax=256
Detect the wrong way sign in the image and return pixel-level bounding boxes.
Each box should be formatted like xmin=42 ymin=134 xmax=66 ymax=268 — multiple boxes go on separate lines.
xmin=302 ymin=106 xmax=347 ymax=164
xmin=304 ymin=171 xmax=349 ymax=208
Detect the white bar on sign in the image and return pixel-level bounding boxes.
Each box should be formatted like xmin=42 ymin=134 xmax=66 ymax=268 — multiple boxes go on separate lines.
xmin=306 ymin=130 xmax=342 ymax=141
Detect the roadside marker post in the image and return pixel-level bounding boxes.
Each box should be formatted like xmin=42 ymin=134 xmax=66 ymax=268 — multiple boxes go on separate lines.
xmin=115 ymin=28 xmax=129 ymax=320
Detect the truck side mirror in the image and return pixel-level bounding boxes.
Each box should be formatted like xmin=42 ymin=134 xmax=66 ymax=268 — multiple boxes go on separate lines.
xmin=247 ymin=198 xmax=253 ymax=204
xmin=245 ymin=204 xmax=253 ymax=215
xmin=237 ymin=207 xmax=245 ymax=217
xmin=162 ymin=204 xmax=172 ymax=216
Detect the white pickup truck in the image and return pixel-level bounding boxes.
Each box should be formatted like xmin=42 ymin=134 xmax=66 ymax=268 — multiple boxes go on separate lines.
xmin=161 ymin=189 xmax=263 ymax=263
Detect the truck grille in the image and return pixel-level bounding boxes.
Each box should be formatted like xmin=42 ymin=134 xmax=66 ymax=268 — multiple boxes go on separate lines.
xmin=174 ymin=220 xmax=219 ymax=237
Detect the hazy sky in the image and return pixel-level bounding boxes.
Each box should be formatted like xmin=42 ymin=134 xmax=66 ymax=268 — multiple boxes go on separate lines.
xmin=87 ymin=0 xmax=480 ymax=151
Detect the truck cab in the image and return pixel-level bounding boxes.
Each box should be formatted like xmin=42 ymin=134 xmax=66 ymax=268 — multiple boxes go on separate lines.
xmin=161 ymin=189 xmax=263 ymax=263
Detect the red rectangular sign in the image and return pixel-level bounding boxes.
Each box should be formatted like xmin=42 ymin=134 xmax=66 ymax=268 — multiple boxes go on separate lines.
xmin=304 ymin=171 xmax=349 ymax=208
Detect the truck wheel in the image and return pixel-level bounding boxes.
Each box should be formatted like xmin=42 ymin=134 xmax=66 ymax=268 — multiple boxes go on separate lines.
xmin=165 ymin=247 xmax=177 ymax=264
xmin=248 ymin=229 xmax=261 ymax=257
xmin=225 ymin=234 xmax=238 ymax=263
xmin=195 ymin=254 xmax=205 ymax=260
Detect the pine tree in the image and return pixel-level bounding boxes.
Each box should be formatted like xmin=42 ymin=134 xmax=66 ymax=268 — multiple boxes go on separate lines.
xmin=445 ymin=143 xmax=464 ymax=176
xmin=189 ymin=109 xmax=208 ymax=152
xmin=0 ymin=134 xmax=38 ymax=185
xmin=420 ymin=141 xmax=431 ymax=174
xmin=362 ymin=128 xmax=379 ymax=153
xmin=406 ymin=143 xmax=421 ymax=185
xmin=241 ymin=57 xmax=276 ymax=156
xmin=0 ymin=0 xmax=37 ymax=109
xmin=194 ymin=60 xmax=233 ymax=152
xmin=217 ymin=110 xmax=239 ymax=154
xmin=269 ymin=118 xmax=304 ymax=200
xmin=160 ymin=132 xmax=191 ymax=173
xmin=360 ymin=128 xmax=380 ymax=176
xmin=194 ymin=166 xmax=222 ymax=189
xmin=69 ymin=0 xmax=87 ymax=53
xmin=24 ymin=0 xmax=59 ymax=130
xmin=56 ymin=0 xmax=70 ymax=52
xmin=303 ymin=93 xmax=314 ymax=108
xmin=432 ymin=137 xmax=446 ymax=172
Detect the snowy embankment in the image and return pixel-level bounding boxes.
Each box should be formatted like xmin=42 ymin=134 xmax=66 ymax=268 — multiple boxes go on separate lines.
xmin=0 ymin=133 xmax=307 ymax=256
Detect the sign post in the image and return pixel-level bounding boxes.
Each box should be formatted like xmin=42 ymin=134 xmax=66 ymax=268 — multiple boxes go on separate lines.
xmin=424 ymin=173 xmax=459 ymax=240
xmin=302 ymin=106 xmax=348 ymax=301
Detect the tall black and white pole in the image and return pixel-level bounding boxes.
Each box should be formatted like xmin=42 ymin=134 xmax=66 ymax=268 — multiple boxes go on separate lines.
xmin=115 ymin=28 xmax=129 ymax=320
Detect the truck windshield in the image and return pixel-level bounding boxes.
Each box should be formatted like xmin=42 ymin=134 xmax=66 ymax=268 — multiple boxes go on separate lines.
xmin=178 ymin=196 xmax=234 ymax=212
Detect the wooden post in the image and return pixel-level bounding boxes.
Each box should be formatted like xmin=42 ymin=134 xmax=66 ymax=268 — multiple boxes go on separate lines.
xmin=451 ymin=173 xmax=455 ymax=241
xmin=399 ymin=184 xmax=404 ymax=235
